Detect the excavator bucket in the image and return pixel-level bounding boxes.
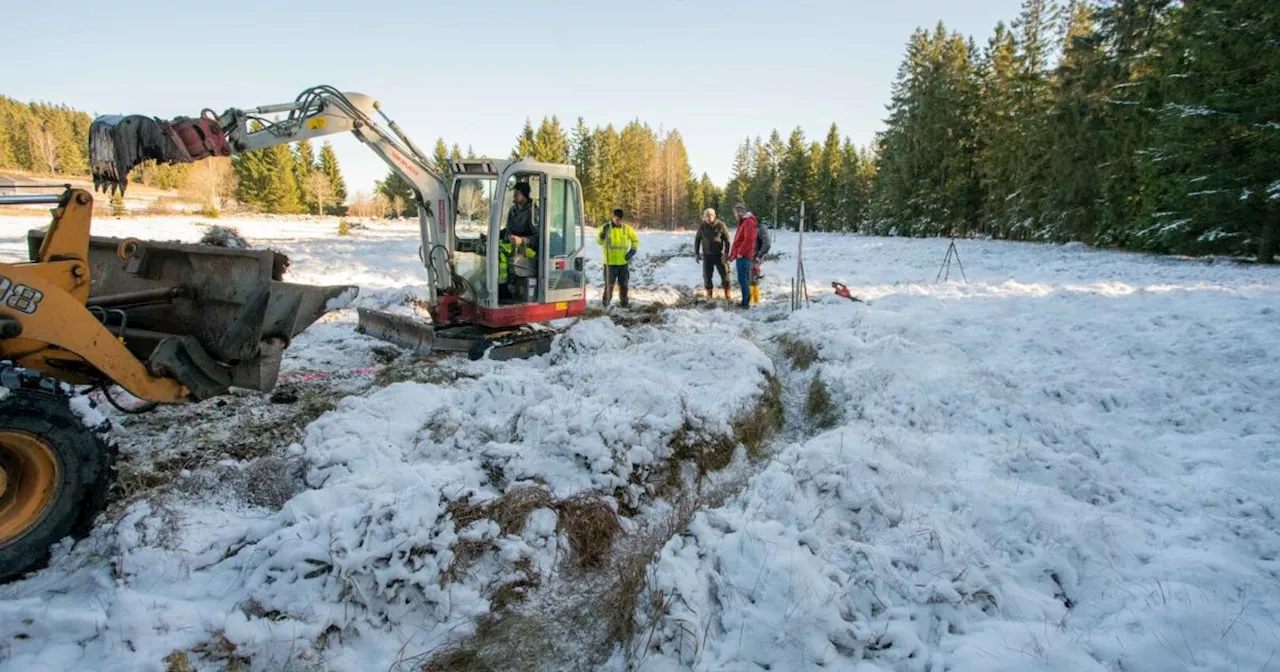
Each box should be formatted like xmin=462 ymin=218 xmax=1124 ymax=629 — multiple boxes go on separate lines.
xmin=356 ymin=308 xmax=438 ymax=356
xmin=26 ymin=230 xmax=356 ymax=397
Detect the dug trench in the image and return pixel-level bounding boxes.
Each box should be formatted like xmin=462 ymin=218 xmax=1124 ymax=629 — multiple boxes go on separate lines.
xmin=412 ymin=310 xmax=845 ymax=672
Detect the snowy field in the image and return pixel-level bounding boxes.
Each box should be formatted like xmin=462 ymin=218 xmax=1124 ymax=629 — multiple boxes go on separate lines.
xmin=1 ymin=212 xmax=1278 ymax=671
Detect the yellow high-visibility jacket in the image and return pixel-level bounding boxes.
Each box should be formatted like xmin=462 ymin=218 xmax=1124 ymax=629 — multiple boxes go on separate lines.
xmin=598 ymin=222 xmax=639 ymax=266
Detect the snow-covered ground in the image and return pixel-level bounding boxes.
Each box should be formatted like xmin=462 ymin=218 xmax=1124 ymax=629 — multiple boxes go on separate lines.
xmin=1 ymin=213 xmax=1278 ymax=671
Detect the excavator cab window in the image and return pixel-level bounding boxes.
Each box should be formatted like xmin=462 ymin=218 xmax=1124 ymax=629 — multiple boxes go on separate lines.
xmin=452 ymin=176 xmax=496 ymax=304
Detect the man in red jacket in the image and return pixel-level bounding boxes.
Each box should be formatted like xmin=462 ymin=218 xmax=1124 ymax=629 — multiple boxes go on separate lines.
xmin=727 ymin=202 xmax=758 ymax=309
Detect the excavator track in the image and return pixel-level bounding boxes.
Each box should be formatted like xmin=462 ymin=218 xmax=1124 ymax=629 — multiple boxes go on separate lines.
xmin=356 ymin=308 xmax=560 ymax=362
xmin=466 ymin=327 xmax=559 ymax=361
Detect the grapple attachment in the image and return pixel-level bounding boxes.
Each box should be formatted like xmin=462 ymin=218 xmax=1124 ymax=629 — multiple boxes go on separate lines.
xmin=89 ymin=113 xmax=231 ymax=196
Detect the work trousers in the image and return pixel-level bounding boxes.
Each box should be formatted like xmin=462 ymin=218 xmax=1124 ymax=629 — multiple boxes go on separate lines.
xmin=735 ymin=258 xmax=752 ymax=308
xmin=603 ymin=264 xmax=630 ymax=307
xmin=702 ymin=254 xmax=730 ymax=290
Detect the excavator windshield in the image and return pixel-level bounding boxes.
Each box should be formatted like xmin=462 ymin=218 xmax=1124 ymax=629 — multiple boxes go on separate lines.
xmin=453 ymin=176 xmax=496 ymax=303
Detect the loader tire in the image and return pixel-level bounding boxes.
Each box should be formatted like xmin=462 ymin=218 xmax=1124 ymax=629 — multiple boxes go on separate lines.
xmin=0 ymin=389 xmax=114 ymax=583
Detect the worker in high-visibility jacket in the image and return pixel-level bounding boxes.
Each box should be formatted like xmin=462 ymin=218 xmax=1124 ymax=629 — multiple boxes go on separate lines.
xmin=598 ymin=208 xmax=639 ymax=308
xmin=499 ymin=239 xmax=538 ymax=300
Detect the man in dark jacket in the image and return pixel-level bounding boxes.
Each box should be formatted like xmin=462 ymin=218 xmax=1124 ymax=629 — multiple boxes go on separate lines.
xmin=694 ymin=208 xmax=732 ymax=300
xmin=501 ymin=182 xmax=538 ymax=252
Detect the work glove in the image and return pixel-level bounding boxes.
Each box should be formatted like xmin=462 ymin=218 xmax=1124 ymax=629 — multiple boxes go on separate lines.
xmin=625 ymin=249 xmax=636 ymax=262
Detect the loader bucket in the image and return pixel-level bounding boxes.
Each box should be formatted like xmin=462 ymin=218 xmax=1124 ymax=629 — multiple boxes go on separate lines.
xmin=26 ymin=230 xmax=357 ymax=393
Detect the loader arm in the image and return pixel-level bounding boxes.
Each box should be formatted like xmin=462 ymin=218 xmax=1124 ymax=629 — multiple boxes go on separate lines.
xmin=213 ymin=86 xmax=455 ymax=305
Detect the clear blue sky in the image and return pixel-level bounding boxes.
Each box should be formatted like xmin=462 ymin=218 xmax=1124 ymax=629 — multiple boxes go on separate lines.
xmin=3 ymin=0 xmax=1023 ymax=199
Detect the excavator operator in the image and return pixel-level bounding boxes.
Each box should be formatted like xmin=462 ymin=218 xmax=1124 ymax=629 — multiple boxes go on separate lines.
xmin=498 ymin=181 xmax=539 ymax=302
xmin=502 ymin=182 xmax=539 ymax=252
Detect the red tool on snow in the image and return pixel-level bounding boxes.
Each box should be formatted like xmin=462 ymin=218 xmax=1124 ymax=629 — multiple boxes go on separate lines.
xmin=831 ymin=282 xmax=867 ymax=304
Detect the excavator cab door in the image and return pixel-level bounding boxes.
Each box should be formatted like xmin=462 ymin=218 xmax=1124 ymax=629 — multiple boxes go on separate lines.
xmin=540 ymin=171 xmax=587 ymax=305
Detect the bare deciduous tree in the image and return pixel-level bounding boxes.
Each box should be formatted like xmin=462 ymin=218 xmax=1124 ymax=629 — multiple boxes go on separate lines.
xmin=456 ymin=182 xmax=490 ymax=224
xmin=28 ymin=124 xmax=59 ymax=174
xmin=306 ymin=171 xmax=334 ymax=216
xmin=183 ymin=158 xmax=236 ymax=211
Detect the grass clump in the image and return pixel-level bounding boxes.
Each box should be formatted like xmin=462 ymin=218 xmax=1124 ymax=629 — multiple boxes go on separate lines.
xmin=805 ymin=372 xmax=840 ymax=430
xmin=777 ymin=333 xmax=819 ymax=370
xmin=556 ymin=492 xmax=624 ymax=570
xmin=732 ymin=372 xmax=784 ymax=460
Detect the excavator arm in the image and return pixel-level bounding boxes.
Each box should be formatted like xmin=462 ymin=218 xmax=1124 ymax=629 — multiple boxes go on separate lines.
xmin=91 ymin=85 xmax=457 ymax=305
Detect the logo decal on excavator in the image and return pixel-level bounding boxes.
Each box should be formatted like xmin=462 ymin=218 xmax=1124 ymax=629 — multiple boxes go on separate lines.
xmin=307 ymin=118 xmax=327 ymax=130
xmin=0 ymin=276 xmax=43 ymax=315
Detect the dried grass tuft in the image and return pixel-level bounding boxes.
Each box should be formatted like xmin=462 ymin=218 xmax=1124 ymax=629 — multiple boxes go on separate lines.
xmin=732 ymin=372 xmax=785 ymax=460
xmin=805 ymin=372 xmax=840 ymax=430
xmin=556 ymin=493 xmax=623 ymax=570
xmin=777 ymin=333 xmax=819 ymax=370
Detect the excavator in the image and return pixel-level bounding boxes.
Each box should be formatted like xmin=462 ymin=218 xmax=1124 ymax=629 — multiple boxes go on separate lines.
xmin=0 ymin=84 xmax=589 ymax=582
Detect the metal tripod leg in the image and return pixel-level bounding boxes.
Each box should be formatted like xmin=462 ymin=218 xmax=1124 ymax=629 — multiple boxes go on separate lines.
xmin=936 ymin=239 xmax=968 ymax=283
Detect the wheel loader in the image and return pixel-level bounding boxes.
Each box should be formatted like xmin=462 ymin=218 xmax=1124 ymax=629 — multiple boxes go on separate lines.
xmin=0 ymin=187 xmax=356 ymax=581
xmin=0 ymin=84 xmax=589 ymax=582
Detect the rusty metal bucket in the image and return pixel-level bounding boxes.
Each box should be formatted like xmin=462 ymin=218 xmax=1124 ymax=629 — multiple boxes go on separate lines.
xmin=26 ymin=230 xmax=356 ymax=393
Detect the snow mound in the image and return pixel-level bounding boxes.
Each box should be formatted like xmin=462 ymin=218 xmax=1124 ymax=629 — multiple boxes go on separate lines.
xmin=0 ymin=312 xmax=775 ymax=671
xmin=198 ymin=224 xmax=250 ymax=249
xmin=629 ymin=271 xmax=1280 ymax=671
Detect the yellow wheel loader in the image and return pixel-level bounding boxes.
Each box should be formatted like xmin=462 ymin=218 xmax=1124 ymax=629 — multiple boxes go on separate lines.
xmin=0 ymin=187 xmax=356 ymax=582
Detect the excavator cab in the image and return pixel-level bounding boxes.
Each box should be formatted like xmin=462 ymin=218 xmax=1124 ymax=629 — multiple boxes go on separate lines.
xmin=435 ymin=158 xmax=587 ymax=326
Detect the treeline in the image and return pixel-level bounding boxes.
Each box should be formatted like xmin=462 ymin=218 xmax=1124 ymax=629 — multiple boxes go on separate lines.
xmin=870 ymin=0 xmax=1279 ymax=261
xmin=372 ymin=117 xmax=725 ymax=229
xmin=0 ymin=97 xmax=92 ymax=175
xmin=232 ymin=138 xmax=347 ymax=215
xmin=723 ymin=126 xmax=877 ymax=232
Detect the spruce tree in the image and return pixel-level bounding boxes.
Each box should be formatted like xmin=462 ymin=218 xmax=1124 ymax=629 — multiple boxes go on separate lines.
xmin=376 ymin=170 xmax=417 ymax=218
xmin=816 ymin=124 xmax=844 ymax=231
xmin=512 ymin=119 xmax=537 ymax=159
xmin=570 ymin=117 xmax=596 ymax=220
xmin=534 ymin=116 xmax=570 ymax=164
xmin=591 ymin=125 xmax=622 ymax=223
xmin=265 ymin=144 xmax=303 ymax=214
xmin=432 ymin=138 xmax=453 ymax=185
xmin=872 ymin=24 xmax=980 ymax=236
xmin=617 ymin=121 xmax=657 ymax=227
xmin=1043 ymin=0 xmax=1106 ymax=242
xmin=1149 ymin=0 xmax=1280 ymax=260
xmin=232 ymin=122 xmax=272 ymax=210
xmin=293 ymin=139 xmax=317 ymax=213
xmin=778 ymin=128 xmax=814 ymax=229
xmin=747 ymin=136 xmax=776 ymax=222
xmin=318 ymin=142 xmax=347 ymax=214
xmin=700 ymin=173 xmax=723 ymax=215
xmin=1091 ymin=0 xmax=1174 ymax=247
xmin=724 ymin=139 xmax=752 ymax=212
xmin=975 ymin=22 xmax=1019 ymax=236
